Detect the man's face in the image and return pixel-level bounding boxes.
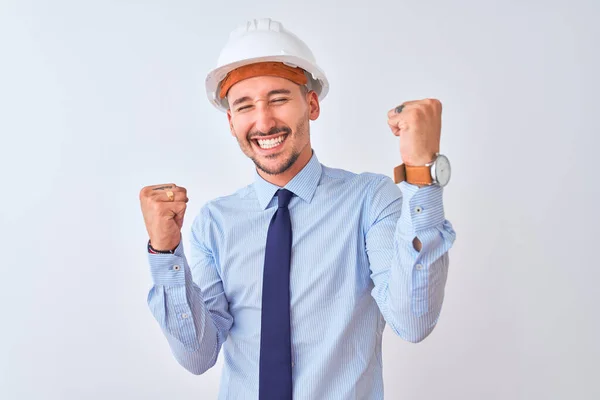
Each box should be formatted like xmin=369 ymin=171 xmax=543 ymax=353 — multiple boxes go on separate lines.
xmin=226 ymin=75 xmax=319 ymax=176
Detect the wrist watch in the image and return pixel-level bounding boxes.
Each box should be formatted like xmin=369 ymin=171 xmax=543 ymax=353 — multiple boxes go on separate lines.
xmin=393 ymin=153 xmax=451 ymax=187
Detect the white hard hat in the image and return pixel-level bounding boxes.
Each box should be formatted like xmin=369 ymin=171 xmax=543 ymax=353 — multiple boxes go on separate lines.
xmin=205 ymin=18 xmax=329 ymax=112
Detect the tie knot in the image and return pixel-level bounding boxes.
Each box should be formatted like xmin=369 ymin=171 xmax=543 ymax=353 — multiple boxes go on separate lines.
xmin=276 ymin=189 xmax=293 ymax=208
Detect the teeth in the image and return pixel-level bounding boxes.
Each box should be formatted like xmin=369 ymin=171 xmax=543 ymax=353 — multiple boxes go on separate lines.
xmin=257 ymin=135 xmax=286 ymax=149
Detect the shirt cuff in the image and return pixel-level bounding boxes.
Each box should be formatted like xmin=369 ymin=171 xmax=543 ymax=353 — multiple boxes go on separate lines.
xmin=147 ymin=239 xmax=187 ymax=286
xmin=397 ymin=181 xmax=445 ymax=234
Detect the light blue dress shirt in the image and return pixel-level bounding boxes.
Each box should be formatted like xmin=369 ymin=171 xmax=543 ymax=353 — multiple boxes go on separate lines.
xmin=147 ymin=150 xmax=456 ymax=399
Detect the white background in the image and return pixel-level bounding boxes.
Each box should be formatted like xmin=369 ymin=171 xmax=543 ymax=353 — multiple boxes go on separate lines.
xmin=1 ymin=0 xmax=598 ymax=399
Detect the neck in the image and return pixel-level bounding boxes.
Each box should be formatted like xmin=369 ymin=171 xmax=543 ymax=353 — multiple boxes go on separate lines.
xmin=257 ymin=145 xmax=313 ymax=187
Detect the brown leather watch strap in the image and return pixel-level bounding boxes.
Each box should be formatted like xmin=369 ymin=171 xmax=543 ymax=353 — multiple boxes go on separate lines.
xmin=406 ymin=164 xmax=433 ymax=185
xmin=393 ymin=164 xmax=433 ymax=185
xmin=393 ymin=164 xmax=406 ymax=184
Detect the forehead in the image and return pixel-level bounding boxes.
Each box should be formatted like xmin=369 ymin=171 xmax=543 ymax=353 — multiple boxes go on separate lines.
xmin=227 ymin=75 xmax=299 ymax=99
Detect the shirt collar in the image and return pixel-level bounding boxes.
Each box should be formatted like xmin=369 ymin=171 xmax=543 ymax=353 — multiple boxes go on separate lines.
xmin=253 ymin=149 xmax=322 ymax=210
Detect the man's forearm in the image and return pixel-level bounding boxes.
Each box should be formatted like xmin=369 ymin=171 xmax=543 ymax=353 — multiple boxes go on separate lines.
xmin=147 ymin=242 xmax=222 ymax=374
xmin=384 ymin=182 xmax=456 ymax=342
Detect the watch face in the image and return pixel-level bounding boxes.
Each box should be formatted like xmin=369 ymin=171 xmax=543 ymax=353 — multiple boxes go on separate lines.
xmin=434 ymin=155 xmax=451 ymax=186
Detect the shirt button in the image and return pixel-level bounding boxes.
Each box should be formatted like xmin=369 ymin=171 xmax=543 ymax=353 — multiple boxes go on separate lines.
xmin=181 ymin=313 xmax=189 ymax=319
xmin=414 ymin=206 xmax=423 ymax=214
xmin=173 ymin=265 xmax=181 ymax=271
xmin=415 ymin=264 xmax=424 ymax=270
xmin=291 ymin=361 xmax=295 ymax=368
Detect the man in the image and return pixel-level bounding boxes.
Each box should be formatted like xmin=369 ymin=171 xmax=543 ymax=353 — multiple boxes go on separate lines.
xmin=139 ymin=18 xmax=456 ymax=400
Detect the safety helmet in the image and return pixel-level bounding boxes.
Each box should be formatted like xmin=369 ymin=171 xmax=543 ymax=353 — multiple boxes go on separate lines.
xmin=205 ymin=18 xmax=329 ymax=112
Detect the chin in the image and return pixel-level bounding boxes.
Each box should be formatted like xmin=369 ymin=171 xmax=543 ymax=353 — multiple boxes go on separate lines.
xmin=255 ymin=152 xmax=298 ymax=176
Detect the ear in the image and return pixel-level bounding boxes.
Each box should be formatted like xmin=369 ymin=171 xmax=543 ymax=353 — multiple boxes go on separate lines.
xmin=226 ymin=109 xmax=235 ymax=137
xmin=307 ymin=91 xmax=320 ymax=121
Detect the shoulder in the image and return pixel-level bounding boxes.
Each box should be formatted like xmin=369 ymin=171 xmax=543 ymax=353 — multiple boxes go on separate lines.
xmin=206 ymin=185 xmax=252 ymax=208
xmin=191 ymin=185 xmax=253 ymax=228
xmin=320 ymin=163 xmax=395 ymax=191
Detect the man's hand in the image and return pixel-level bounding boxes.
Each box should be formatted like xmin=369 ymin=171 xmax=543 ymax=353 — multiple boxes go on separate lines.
xmin=139 ymin=183 xmax=189 ymax=251
xmin=387 ymin=98 xmax=442 ymax=166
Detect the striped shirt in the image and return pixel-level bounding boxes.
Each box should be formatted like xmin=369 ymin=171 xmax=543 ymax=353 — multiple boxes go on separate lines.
xmin=147 ymin=149 xmax=456 ymax=399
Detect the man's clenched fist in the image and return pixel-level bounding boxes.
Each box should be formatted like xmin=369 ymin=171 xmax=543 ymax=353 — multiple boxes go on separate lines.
xmin=387 ymin=98 xmax=442 ymax=166
xmin=139 ymin=183 xmax=189 ymax=251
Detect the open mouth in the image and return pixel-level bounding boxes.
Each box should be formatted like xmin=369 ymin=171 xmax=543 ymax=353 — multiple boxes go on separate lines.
xmin=252 ymin=133 xmax=289 ymax=151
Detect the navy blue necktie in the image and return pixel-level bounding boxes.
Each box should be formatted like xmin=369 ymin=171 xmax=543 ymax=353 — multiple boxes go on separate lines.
xmin=259 ymin=188 xmax=294 ymax=400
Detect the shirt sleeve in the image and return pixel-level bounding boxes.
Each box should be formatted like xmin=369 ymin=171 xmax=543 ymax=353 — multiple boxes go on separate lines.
xmin=146 ymin=204 xmax=234 ymax=374
xmin=365 ymin=175 xmax=457 ymax=343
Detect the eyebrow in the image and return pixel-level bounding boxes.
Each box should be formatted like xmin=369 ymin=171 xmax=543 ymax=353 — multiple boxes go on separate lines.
xmin=231 ymin=89 xmax=292 ymax=108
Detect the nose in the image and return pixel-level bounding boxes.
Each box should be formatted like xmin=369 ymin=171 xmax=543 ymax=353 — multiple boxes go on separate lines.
xmin=253 ymin=102 xmax=277 ymax=135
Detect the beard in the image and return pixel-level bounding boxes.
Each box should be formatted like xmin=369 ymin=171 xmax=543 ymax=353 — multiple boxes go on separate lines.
xmin=235 ymin=112 xmax=310 ymax=176
xmin=254 ymin=145 xmax=301 ymax=175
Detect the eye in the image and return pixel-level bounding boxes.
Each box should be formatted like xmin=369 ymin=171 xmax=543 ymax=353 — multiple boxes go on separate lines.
xmin=271 ymin=98 xmax=288 ymax=103
xmin=236 ymin=105 xmax=252 ymax=112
